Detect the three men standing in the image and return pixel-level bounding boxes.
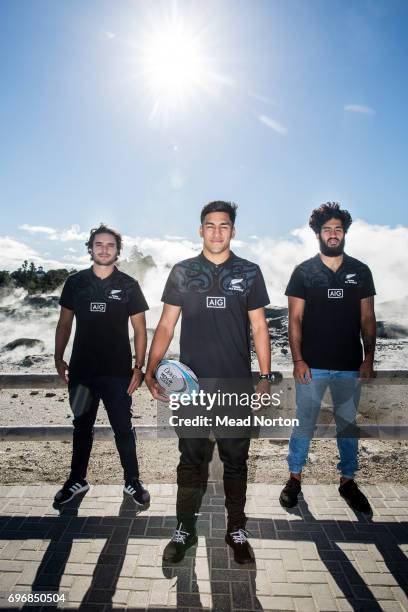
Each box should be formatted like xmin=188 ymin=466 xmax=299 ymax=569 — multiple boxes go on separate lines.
xmin=54 ymin=200 xmax=376 ymax=561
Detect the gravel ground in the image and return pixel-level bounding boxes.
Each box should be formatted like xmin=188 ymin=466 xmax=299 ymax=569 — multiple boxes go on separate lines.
xmin=1 ymin=438 xmax=408 ymax=485
xmin=1 ymin=387 xmax=408 ymax=485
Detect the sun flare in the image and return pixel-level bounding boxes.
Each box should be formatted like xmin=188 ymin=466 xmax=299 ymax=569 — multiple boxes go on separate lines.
xmin=139 ymin=14 xmax=217 ymax=119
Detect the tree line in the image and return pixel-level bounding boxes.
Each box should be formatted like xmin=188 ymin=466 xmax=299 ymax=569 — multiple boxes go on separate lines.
xmin=0 ymin=261 xmax=76 ymax=293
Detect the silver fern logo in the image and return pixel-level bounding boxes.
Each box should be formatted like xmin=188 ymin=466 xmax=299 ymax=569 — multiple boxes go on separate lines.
xmin=228 ymin=278 xmax=244 ymax=292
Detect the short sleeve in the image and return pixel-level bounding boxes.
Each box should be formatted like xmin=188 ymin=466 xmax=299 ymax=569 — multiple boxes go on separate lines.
xmin=361 ymin=267 xmax=376 ymax=299
xmin=247 ymin=267 xmax=270 ymax=311
xmin=128 ymin=281 xmax=149 ymax=316
xmin=59 ymin=277 xmax=74 ymax=310
xmin=285 ymin=266 xmax=306 ymax=299
xmin=161 ymin=266 xmax=183 ymax=307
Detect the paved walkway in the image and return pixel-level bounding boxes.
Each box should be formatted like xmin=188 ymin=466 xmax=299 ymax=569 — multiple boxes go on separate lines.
xmin=0 ymin=484 xmax=407 ymax=611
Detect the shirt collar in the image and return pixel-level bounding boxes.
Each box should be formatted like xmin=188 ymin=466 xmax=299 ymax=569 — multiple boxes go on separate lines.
xmin=198 ymin=251 xmax=235 ymax=271
xmin=89 ymin=265 xmax=118 ymax=282
xmin=315 ymin=252 xmax=349 ymax=272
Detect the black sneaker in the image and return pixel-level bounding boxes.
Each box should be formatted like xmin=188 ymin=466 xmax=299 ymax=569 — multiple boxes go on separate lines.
xmin=279 ymin=477 xmax=301 ymax=508
xmin=162 ymin=523 xmax=198 ymax=563
xmin=225 ymin=527 xmax=254 ymax=564
xmin=339 ymin=479 xmax=372 ymax=513
xmin=54 ymin=478 xmax=90 ymax=505
xmin=124 ymin=479 xmax=150 ymax=506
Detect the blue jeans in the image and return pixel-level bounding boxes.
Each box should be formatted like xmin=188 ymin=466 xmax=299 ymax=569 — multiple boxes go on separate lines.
xmin=287 ymin=369 xmax=361 ymax=478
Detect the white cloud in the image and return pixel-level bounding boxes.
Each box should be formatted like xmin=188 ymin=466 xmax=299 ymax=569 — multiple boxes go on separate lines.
xmin=19 ymin=224 xmax=55 ymax=235
xmin=106 ymin=31 xmax=115 ymax=39
xmin=258 ymin=114 xmax=287 ymax=135
xmin=344 ymin=104 xmax=376 ymax=116
xmin=0 ymin=237 xmax=83 ymax=271
xmin=122 ymin=235 xmax=200 ymax=267
xmin=54 ymin=225 xmax=88 ymax=242
xmin=19 ymin=223 xmax=88 ymax=242
xmin=0 ymin=237 xmax=41 ymax=270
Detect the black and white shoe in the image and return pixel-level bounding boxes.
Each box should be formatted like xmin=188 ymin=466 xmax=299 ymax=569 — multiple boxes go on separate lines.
xmin=54 ymin=478 xmax=90 ymax=505
xmin=225 ymin=527 xmax=254 ymax=564
xmin=162 ymin=523 xmax=198 ymax=563
xmin=123 ymin=479 xmax=150 ymax=506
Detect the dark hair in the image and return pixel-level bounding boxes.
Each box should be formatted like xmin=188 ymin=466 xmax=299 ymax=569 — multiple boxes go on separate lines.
xmin=86 ymin=223 xmax=122 ymax=255
xmin=309 ymin=202 xmax=352 ymax=233
xmin=200 ymin=201 xmax=238 ymax=225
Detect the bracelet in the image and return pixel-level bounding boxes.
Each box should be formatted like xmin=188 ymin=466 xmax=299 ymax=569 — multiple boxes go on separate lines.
xmin=293 ymin=359 xmax=304 ymax=363
xmin=134 ymin=364 xmax=143 ymax=371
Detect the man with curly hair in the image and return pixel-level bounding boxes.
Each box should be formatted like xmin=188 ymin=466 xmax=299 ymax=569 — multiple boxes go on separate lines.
xmin=280 ymin=202 xmax=376 ymax=513
xmin=53 ymin=224 xmax=150 ymax=508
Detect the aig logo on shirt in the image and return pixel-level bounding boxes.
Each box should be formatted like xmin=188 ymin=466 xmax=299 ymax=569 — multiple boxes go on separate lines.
xmin=206 ymin=296 xmax=226 ymax=308
xmin=90 ymin=302 xmax=106 ymax=312
xmin=328 ymin=289 xmax=343 ymax=299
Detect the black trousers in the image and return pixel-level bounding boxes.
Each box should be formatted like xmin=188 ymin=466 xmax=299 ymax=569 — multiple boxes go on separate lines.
xmin=68 ymin=377 xmax=139 ymax=482
xmin=176 ymin=436 xmax=251 ymax=530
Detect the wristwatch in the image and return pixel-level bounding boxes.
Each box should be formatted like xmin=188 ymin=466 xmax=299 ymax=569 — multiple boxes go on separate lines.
xmin=259 ymin=372 xmax=275 ymax=382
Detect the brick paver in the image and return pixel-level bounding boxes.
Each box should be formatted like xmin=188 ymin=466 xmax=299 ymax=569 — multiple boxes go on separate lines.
xmin=0 ymin=484 xmax=407 ymax=610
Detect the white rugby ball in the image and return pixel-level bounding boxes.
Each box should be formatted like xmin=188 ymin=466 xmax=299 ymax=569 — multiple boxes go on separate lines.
xmin=155 ymin=359 xmax=199 ymax=396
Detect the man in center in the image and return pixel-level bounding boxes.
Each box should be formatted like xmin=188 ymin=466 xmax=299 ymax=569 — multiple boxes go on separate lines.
xmin=145 ymin=201 xmax=271 ymax=564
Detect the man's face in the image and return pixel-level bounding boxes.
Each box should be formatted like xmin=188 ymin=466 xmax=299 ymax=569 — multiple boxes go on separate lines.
xmin=91 ymin=232 xmax=118 ymax=266
xmin=200 ymin=212 xmax=235 ymax=255
xmin=317 ymin=217 xmax=345 ymax=257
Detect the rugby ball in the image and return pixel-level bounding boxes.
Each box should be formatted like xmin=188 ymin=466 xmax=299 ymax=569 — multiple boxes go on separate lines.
xmin=155 ymin=359 xmax=199 ymax=397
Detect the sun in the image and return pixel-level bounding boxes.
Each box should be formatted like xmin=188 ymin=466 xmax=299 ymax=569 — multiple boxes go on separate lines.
xmin=138 ymin=14 xmax=217 ymax=119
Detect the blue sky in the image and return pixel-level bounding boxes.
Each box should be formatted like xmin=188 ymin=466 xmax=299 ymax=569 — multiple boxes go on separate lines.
xmin=1 ymin=0 xmax=408 ymax=270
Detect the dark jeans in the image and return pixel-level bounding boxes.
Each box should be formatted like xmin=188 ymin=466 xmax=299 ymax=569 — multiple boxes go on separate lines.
xmin=68 ymin=377 xmax=139 ymax=482
xmin=176 ymin=436 xmax=251 ymax=530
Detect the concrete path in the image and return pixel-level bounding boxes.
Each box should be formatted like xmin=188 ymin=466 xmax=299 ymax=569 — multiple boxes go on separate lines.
xmin=0 ymin=484 xmax=407 ymax=611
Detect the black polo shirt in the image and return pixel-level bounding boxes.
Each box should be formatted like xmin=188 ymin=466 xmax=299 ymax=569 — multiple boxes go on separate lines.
xmin=161 ymin=252 xmax=270 ymax=378
xmin=285 ymin=253 xmax=376 ymax=371
xmin=59 ymin=267 xmax=148 ymax=381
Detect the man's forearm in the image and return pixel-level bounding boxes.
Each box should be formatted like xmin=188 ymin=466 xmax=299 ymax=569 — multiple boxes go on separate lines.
xmin=361 ymin=316 xmax=376 ymax=363
xmin=133 ymin=330 xmax=147 ymax=368
xmin=54 ymin=321 xmax=72 ymax=360
xmin=288 ymin=317 xmax=303 ymax=362
xmin=253 ymin=326 xmax=271 ymax=374
xmin=146 ymin=324 xmax=174 ymax=376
